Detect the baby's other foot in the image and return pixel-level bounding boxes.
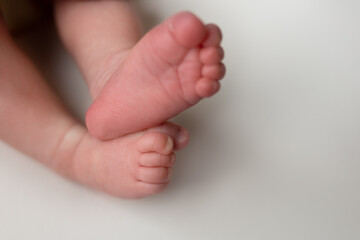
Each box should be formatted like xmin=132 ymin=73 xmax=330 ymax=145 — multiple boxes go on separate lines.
xmin=86 ymin=12 xmax=225 ymax=140
xmin=71 ymin=122 xmax=189 ymax=199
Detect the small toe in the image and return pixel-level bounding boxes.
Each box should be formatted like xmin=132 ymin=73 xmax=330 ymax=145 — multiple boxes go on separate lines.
xmin=195 ymin=78 xmax=221 ymax=98
xmin=203 ymin=24 xmax=223 ymax=47
xmin=139 ymin=152 xmax=176 ymax=167
xmin=136 ymin=182 xmax=168 ymax=196
xmin=136 ymin=132 xmax=174 ymax=154
xmin=200 ymin=46 xmax=224 ymax=65
xmin=137 ymin=167 xmax=172 ymax=184
xmin=202 ymin=63 xmax=226 ymax=80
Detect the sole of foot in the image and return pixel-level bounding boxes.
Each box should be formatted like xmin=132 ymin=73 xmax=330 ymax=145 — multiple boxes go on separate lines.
xmin=86 ymin=12 xmax=225 ymax=140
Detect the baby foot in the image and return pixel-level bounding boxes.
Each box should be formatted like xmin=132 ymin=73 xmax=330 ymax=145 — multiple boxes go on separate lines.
xmin=86 ymin=12 xmax=225 ymax=140
xmin=68 ymin=122 xmax=189 ymax=199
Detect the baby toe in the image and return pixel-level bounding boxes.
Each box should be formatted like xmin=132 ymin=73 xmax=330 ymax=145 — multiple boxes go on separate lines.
xmin=137 ymin=167 xmax=172 ymax=184
xmin=200 ymin=46 xmax=224 ymax=65
xmin=136 ymin=132 xmax=174 ymax=154
xmin=139 ymin=152 xmax=176 ymax=167
xmin=145 ymin=122 xmax=190 ymax=151
xmin=168 ymin=11 xmax=207 ymax=48
xmin=203 ymin=23 xmax=223 ymax=47
xmin=202 ymin=63 xmax=226 ymax=80
xmin=195 ymin=78 xmax=221 ymax=97
xmin=136 ymin=182 xmax=168 ymax=196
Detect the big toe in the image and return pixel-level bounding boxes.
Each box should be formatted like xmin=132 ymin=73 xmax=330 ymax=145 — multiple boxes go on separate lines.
xmin=168 ymin=11 xmax=207 ymax=48
xmin=140 ymin=11 xmax=207 ymax=66
xmin=145 ymin=122 xmax=190 ymax=151
xmin=136 ymin=132 xmax=174 ymax=155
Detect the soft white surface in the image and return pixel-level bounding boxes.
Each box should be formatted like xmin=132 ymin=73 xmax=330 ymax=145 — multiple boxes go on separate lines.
xmin=1 ymin=0 xmax=360 ymax=239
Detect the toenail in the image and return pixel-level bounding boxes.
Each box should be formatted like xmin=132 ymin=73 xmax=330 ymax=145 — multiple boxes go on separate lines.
xmin=212 ymin=81 xmax=219 ymax=91
xmin=166 ymin=137 xmax=174 ymax=151
xmin=170 ymin=153 xmax=176 ymax=164
xmin=177 ymin=128 xmax=188 ymax=144
xmin=167 ymin=168 xmax=173 ymax=180
xmin=218 ymin=47 xmax=225 ymax=60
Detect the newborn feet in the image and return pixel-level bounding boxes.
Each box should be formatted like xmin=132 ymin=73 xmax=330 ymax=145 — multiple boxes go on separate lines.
xmin=86 ymin=12 xmax=225 ymax=140
xmin=70 ymin=122 xmax=189 ymax=199
xmin=74 ymin=12 xmax=225 ymax=198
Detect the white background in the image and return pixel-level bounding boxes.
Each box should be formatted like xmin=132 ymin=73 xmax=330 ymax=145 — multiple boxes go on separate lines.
xmin=1 ymin=0 xmax=360 ymax=239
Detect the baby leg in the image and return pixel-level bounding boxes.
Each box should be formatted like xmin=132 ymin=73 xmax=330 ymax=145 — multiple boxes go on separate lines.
xmin=0 ymin=15 xmax=189 ymax=198
xmin=0 ymin=13 xmax=78 ymax=163
xmin=55 ymin=1 xmax=225 ymax=140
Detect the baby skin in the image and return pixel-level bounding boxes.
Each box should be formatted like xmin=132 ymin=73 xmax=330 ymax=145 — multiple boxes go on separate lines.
xmin=56 ymin=1 xmax=225 ymax=140
xmin=54 ymin=122 xmax=189 ymax=198
xmin=0 ymin=0 xmax=225 ymax=198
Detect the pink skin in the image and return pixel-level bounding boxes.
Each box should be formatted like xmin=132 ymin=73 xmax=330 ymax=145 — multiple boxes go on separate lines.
xmin=65 ymin=122 xmax=190 ymax=199
xmin=0 ymin=11 xmax=190 ymax=199
xmin=85 ymin=12 xmax=225 ymax=140
xmin=1 ymin=1 xmax=225 ymax=198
